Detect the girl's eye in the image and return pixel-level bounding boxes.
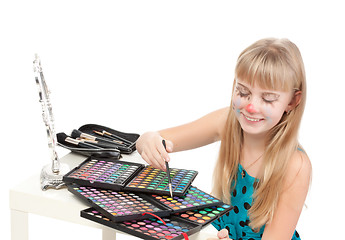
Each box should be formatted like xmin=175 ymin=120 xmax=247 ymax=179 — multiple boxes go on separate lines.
xmin=236 ymin=86 xmax=250 ymax=98
xmin=239 ymin=91 xmax=249 ymax=98
xmin=262 ymin=94 xmax=279 ymax=103
xmin=263 ymin=98 xmax=276 ymax=104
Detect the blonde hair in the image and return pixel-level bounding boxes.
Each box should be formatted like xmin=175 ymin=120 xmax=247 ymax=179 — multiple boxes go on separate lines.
xmin=212 ymin=38 xmax=306 ymax=229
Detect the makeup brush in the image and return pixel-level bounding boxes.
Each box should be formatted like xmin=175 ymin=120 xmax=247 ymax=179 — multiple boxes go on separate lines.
xmin=92 ymin=130 xmax=127 ymax=145
xmin=72 ymin=129 xmax=122 ymax=146
xmin=100 ymin=130 xmax=133 ymax=145
xmin=162 ymin=139 xmax=173 ymax=198
xmin=76 ymin=138 xmax=120 ymax=149
xmin=57 ymin=133 xmax=103 ymax=149
xmin=72 ymin=129 xmax=129 ymax=151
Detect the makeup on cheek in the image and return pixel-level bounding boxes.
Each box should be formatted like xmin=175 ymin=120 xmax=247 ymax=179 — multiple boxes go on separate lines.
xmin=263 ymin=106 xmax=272 ymax=123
xmin=232 ymin=95 xmax=243 ymax=115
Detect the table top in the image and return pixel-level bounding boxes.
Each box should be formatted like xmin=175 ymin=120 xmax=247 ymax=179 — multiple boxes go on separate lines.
xmin=9 ymin=152 xmax=218 ymax=239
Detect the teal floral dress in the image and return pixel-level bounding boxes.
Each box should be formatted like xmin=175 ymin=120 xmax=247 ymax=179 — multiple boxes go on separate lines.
xmin=212 ymin=164 xmax=301 ymax=240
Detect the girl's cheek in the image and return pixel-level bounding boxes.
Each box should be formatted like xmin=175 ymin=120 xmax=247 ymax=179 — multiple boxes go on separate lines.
xmin=263 ymin=106 xmax=273 ymax=123
xmin=232 ymin=96 xmax=242 ymax=115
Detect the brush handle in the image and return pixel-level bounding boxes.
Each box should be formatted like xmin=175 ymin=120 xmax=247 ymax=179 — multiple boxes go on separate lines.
xmin=162 ymin=140 xmax=171 ymax=179
xmin=103 ymin=131 xmax=133 ymax=145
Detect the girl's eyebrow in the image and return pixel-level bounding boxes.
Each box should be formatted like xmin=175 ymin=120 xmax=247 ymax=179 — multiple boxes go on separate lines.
xmin=262 ymin=92 xmax=280 ymax=100
xmin=237 ymin=83 xmax=250 ymax=91
xmin=237 ymin=82 xmax=280 ymax=98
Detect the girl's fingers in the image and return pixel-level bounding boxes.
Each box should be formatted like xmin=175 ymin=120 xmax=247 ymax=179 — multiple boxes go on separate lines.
xmin=217 ymin=229 xmax=230 ymax=239
xmin=151 ymin=147 xmax=167 ymax=170
xmin=158 ymin=139 xmax=171 ymax=163
xmin=165 ymin=140 xmax=174 ymax=153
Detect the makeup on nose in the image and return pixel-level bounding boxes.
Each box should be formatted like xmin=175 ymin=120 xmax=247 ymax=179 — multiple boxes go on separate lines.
xmin=245 ymin=103 xmax=256 ymax=113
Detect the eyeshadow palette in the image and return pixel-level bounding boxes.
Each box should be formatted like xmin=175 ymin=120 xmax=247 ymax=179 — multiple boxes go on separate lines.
xmin=151 ymin=186 xmax=222 ymax=213
xmin=63 ymin=158 xmax=144 ymax=191
xmin=174 ymin=204 xmax=233 ymax=227
xmin=81 ymin=208 xmax=201 ymax=240
xmin=63 ymin=157 xmax=198 ymax=196
xmin=125 ymin=165 xmax=198 ymax=196
xmin=68 ymin=185 xmax=170 ymax=222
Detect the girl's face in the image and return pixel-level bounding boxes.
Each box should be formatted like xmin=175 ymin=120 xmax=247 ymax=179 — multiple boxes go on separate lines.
xmin=232 ymin=79 xmax=294 ymax=136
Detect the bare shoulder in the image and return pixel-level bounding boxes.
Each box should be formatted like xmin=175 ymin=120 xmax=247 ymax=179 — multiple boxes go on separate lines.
xmin=284 ymin=149 xmax=312 ymax=191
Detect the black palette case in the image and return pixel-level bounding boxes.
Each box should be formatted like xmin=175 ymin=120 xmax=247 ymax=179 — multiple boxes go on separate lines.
xmin=57 ymin=124 xmax=140 ymax=159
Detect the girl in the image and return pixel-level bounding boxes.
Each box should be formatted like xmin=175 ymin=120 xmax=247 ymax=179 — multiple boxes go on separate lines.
xmin=135 ymin=38 xmax=311 ymax=240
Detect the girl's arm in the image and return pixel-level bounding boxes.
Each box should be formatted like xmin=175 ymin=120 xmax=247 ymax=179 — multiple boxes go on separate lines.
xmin=262 ymin=151 xmax=312 ymax=239
xmin=136 ymin=107 xmax=229 ymax=170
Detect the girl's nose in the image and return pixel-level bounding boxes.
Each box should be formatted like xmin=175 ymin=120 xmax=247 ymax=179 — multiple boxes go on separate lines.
xmin=245 ymin=103 xmax=256 ymax=113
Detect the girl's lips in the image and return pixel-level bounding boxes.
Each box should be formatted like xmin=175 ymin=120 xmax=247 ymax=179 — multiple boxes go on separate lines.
xmin=242 ymin=113 xmax=264 ymax=122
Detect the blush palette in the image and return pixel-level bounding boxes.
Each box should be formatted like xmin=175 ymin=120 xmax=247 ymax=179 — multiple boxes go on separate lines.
xmin=68 ymin=184 xmax=170 ymax=222
xmin=125 ymin=165 xmax=198 ymax=196
xmin=151 ymin=186 xmax=221 ymax=213
xmin=81 ymin=208 xmax=201 ymax=240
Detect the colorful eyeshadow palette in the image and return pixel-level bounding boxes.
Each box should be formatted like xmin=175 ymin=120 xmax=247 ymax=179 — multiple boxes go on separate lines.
xmin=63 ymin=158 xmax=145 ymax=190
xmin=151 ymin=186 xmax=222 ymax=213
xmin=81 ymin=208 xmax=201 ymax=240
xmin=125 ymin=165 xmax=198 ymax=196
xmin=68 ymin=184 xmax=170 ymax=222
xmin=63 ymin=157 xmax=198 ymax=196
xmin=174 ymin=204 xmax=233 ymax=227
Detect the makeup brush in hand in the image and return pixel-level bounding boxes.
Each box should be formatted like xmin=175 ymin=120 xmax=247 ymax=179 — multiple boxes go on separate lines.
xmin=162 ymin=139 xmax=173 ymax=198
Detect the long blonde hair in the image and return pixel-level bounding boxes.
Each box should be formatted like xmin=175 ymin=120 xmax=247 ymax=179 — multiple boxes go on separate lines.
xmin=212 ymin=38 xmax=306 ymax=229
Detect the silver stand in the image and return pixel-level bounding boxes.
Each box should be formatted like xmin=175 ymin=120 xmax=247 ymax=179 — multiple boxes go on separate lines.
xmin=33 ymin=54 xmax=70 ymax=190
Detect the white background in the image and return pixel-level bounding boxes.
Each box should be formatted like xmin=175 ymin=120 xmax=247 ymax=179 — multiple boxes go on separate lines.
xmin=1 ymin=1 xmax=344 ymax=239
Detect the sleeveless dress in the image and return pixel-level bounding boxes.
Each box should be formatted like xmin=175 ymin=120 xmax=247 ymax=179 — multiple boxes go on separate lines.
xmin=211 ymin=164 xmax=301 ymax=240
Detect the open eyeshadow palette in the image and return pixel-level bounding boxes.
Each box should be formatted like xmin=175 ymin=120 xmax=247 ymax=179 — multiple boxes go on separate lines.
xmin=68 ymin=184 xmax=224 ymax=222
xmin=68 ymin=185 xmax=170 ymax=222
xmin=173 ymin=204 xmax=233 ymax=225
xmin=125 ymin=166 xmax=198 ymax=196
xmin=81 ymin=204 xmax=233 ymax=240
xmin=150 ymin=186 xmax=222 ymax=213
xmin=63 ymin=157 xmax=198 ymax=196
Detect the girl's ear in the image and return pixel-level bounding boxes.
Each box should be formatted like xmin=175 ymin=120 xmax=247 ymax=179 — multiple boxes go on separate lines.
xmin=286 ymin=90 xmax=302 ymax=113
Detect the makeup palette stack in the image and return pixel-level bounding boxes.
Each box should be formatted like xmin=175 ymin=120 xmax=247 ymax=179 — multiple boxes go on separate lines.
xmin=63 ymin=157 xmax=233 ymax=240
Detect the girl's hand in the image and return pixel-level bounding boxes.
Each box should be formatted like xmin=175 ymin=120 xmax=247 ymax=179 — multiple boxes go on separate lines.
xmin=135 ymin=131 xmax=173 ymax=170
xmin=207 ymin=229 xmax=232 ymax=240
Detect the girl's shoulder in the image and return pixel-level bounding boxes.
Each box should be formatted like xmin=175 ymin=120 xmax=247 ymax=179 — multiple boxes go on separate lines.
xmin=284 ymin=149 xmax=312 ymax=191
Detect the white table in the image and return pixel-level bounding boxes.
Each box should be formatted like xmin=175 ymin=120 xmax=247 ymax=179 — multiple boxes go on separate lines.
xmin=9 ymin=152 xmax=218 ymax=240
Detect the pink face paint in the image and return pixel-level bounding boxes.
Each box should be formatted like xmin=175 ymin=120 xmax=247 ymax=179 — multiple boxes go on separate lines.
xmin=245 ymin=104 xmax=255 ymax=113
